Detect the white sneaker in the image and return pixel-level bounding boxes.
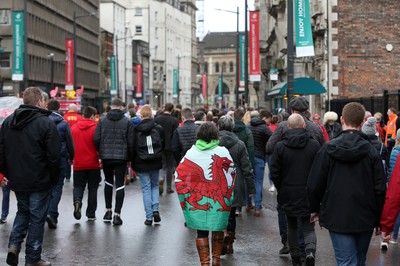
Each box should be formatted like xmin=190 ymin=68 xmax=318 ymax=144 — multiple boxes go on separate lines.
xmin=390 ymin=239 xmax=398 ymax=244
xmin=381 ymin=242 xmax=389 ymax=250
xmin=268 ymin=185 xmax=276 ymax=192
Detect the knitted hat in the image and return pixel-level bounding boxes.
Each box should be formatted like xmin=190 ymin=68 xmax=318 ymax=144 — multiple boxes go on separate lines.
xmin=361 ymin=117 xmax=377 ymax=136
xmin=290 ymin=97 xmax=309 ymax=112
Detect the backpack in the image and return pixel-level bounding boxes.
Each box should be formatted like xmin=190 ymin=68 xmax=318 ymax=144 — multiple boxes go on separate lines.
xmin=136 ymin=125 xmax=163 ymax=160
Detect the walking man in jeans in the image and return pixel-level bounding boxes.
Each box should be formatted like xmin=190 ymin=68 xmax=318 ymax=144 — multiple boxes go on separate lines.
xmin=0 ymin=87 xmax=61 ymax=266
xmin=308 ymin=102 xmax=386 ymax=265
xmin=94 ymin=98 xmax=134 ymax=226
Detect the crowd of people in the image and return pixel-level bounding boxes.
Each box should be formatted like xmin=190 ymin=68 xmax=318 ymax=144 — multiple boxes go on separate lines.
xmin=1 ymin=87 xmax=400 ymax=266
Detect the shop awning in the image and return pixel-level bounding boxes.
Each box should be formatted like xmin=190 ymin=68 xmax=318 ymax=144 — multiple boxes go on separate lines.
xmin=267 ymin=77 xmax=326 ymax=96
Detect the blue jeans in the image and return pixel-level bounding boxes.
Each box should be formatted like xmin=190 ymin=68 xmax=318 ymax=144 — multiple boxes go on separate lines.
xmin=329 ymin=230 xmax=373 ymax=266
xmin=9 ymin=189 xmax=52 ymax=263
xmin=2 ymin=186 xmax=10 ymax=219
xmin=139 ymin=170 xmax=160 ymax=221
xmin=392 ymin=213 xmax=400 ymax=240
xmin=48 ymin=162 xmax=66 ymax=220
xmin=254 ymin=157 xmax=265 ymax=210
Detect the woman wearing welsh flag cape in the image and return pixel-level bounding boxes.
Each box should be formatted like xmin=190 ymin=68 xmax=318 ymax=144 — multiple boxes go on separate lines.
xmin=175 ymin=122 xmax=236 ymax=266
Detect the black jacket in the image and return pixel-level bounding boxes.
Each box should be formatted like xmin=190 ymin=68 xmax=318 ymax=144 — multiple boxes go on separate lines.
xmin=49 ymin=112 xmax=74 ymax=161
xmin=154 ymin=112 xmax=178 ymax=151
xmin=247 ymin=117 xmax=272 ymax=159
xmin=267 ymin=117 xmax=324 ymax=155
xmin=270 ymin=128 xmax=320 ymax=217
xmin=131 ymin=119 xmax=164 ymax=172
xmin=171 ymin=120 xmax=198 ymax=163
xmin=0 ymin=105 xmax=61 ymax=192
xmin=307 ymin=130 xmax=387 ymax=233
xmin=219 ymin=130 xmax=255 ymax=207
xmin=94 ymin=109 xmax=134 ymax=161
xmin=233 ymin=120 xmax=255 ymax=167
xmin=366 ymin=134 xmax=389 ymax=174
xmin=325 ymin=122 xmax=342 ymax=140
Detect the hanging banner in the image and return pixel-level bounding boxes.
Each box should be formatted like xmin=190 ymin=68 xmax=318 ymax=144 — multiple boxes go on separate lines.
xmin=202 ymin=74 xmax=207 ymax=101
xmin=110 ymin=55 xmax=117 ymax=95
xmin=249 ymin=11 xmax=261 ymax=82
xmin=173 ymin=69 xmax=179 ymax=98
xmin=239 ymin=33 xmax=245 ymax=92
xmin=218 ymin=76 xmax=223 ymax=100
xmin=65 ymin=39 xmax=74 ymax=90
xmin=295 ymin=0 xmax=315 ymax=57
xmin=12 ymin=11 xmax=24 ymax=81
xmin=136 ymin=64 xmax=143 ymax=98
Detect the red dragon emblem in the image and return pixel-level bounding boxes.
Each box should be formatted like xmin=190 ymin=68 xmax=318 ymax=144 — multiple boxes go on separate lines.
xmin=175 ymin=154 xmax=236 ymax=212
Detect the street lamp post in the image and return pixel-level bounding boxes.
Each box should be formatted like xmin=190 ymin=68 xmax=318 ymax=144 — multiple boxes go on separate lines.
xmin=73 ymin=11 xmax=96 ymax=91
xmin=215 ymin=7 xmax=240 ymax=108
xmin=47 ymin=53 xmax=54 ymax=90
xmin=244 ymin=0 xmax=249 ymax=107
xmin=286 ymin=0 xmax=295 ymax=109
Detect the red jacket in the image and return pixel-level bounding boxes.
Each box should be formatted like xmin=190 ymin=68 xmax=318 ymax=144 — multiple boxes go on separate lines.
xmin=64 ymin=111 xmax=83 ymax=128
xmin=380 ymin=158 xmax=400 ymax=233
xmin=71 ymin=119 xmax=100 ymax=170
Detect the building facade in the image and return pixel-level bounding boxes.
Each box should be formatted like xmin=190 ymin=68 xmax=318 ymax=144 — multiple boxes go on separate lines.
xmin=0 ymin=0 xmax=100 ymax=107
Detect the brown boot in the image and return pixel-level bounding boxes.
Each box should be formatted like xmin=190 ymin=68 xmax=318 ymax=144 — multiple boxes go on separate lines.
xmin=196 ymin=237 xmax=210 ymax=266
xmin=226 ymin=231 xmax=235 ymax=254
xmin=212 ymin=231 xmax=224 ymax=265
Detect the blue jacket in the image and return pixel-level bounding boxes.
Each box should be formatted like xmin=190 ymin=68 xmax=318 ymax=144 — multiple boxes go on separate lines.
xmin=389 ymin=146 xmax=400 ymax=179
xmin=49 ymin=112 xmax=74 ymax=161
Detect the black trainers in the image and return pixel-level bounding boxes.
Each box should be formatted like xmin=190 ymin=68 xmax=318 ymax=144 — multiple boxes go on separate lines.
xmin=279 ymin=242 xmax=290 ymax=255
xmin=6 ymin=247 xmax=19 ymax=266
xmin=73 ymin=201 xmax=82 ymax=220
xmin=144 ymin=220 xmax=152 ymax=226
xmin=103 ymin=210 xmax=112 ymax=222
xmin=305 ymin=252 xmax=315 ymax=266
xmin=46 ymin=215 xmax=57 ymax=229
xmin=153 ymin=211 xmax=161 ymax=223
xmin=113 ymin=215 xmax=123 ymax=226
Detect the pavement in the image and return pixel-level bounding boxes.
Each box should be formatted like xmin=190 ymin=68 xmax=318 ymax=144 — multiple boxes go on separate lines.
xmin=0 ymin=172 xmax=399 ymax=266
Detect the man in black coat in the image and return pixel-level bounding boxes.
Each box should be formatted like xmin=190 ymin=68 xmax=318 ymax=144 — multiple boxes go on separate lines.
xmin=307 ymin=102 xmax=386 ymax=265
xmin=0 ymin=87 xmax=61 ymax=266
xmin=270 ymin=114 xmax=320 ymax=266
xmin=171 ymin=108 xmax=198 ymax=164
xmin=154 ymin=103 xmax=179 ymax=194
xmin=94 ymin=98 xmax=134 ymax=226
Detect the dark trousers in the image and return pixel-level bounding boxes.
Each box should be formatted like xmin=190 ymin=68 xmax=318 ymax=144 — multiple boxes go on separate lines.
xmin=227 ymin=207 xmax=237 ymax=232
xmin=287 ymin=216 xmax=316 ymax=259
xmin=161 ymin=150 xmax=175 ymax=187
xmin=2 ymin=186 xmax=10 ymax=219
xmin=277 ymin=205 xmax=306 ymax=254
xmin=73 ymin=169 xmax=101 ymax=218
xmin=9 ymin=189 xmax=52 ymax=263
xmin=103 ymin=162 xmax=126 ymax=214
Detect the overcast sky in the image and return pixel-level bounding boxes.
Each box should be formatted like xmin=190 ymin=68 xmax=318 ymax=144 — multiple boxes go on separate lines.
xmin=202 ymin=0 xmax=255 ymax=35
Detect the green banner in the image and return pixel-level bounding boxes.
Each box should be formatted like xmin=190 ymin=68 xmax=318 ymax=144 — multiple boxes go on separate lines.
xmin=173 ymin=69 xmax=179 ymax=98
xmin=218 ymin=76 xmax=223 ymax=99
xmin=12 ymin=11 xmax=24 ymax=81
xmin=239 ymin=34 xmax=245 ymax=92
xmin=110 ymin=56 xmax=117 ymax=95
xmin=295 ymin=0 xmax=314 ymax=57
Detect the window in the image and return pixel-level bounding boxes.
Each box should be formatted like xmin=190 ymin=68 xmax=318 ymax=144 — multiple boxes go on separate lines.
xmin=222 ymin=62 xmax=227 ymax=73
xmin=0 ymin=9 xmax=11 ymax=25
xmin=229 ymin=61 xmax=234 ymax=72
xmin=204 ymin=62 xmax=208 ymax=73
xmin=215 ymin=62 xmax=219 ymax=73
xmin=159 ymin=66 xmax=163 ymax=80
xmin=155 ymin=11 xmax=158 ymax=21
xmin=155 ymin=27 xmax=158 ymax=39
xmin=135 ymin=26 xmax=142 ymax=35
xmin=135 ymin=7 xmax=142 ymax=16
xmin=0 ymin=52 xmax=10 ymax=68
xmin=153 ymin=66 xmax=157 ymax=81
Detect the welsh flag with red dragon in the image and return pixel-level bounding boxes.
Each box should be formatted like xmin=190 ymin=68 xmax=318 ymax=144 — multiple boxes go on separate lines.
xmin=175 ymin=145 xmax=236 ymax=231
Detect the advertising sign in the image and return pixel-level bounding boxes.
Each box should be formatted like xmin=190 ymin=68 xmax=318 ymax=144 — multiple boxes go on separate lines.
xmin=110 ymin=56 xmax=117 ymax=95
xmin=295 ymin=0 xmax=315 ymax=57
xmin=173 ymin=69 xmax=179 ymax=98
xmin=12 ymin=11 xmax=24 ymax=81
xmin=249 ymin=11 xmax=261 ymax=82
xmin=136 ymin=64 xmax=143 ymax=98
xmin=65 ymin=39 xmax=74 ymax=90
xmin=239 ymin=33 xmax=245 ymax=91
xmin=202 ymin=74 xmax=207 ymax=101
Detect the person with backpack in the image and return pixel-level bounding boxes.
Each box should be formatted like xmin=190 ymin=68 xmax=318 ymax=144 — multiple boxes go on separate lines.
xmin=131 ymin=105 xmax=164 ymax=225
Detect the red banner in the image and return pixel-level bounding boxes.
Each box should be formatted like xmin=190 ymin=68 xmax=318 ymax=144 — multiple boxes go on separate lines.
xmin=136 ymin=64 xmax=142 ymax=98
xmin=249 ymin=11 xmax=261 ymax=82
xmin=202 ymin=74 xmax=207 ymax=101
xmin=65 ymin=39 xmax=74 ymax=90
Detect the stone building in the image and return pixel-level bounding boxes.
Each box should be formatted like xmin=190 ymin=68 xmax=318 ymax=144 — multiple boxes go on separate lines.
xmin=0 ymin=0 xmax=100 ymax=107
